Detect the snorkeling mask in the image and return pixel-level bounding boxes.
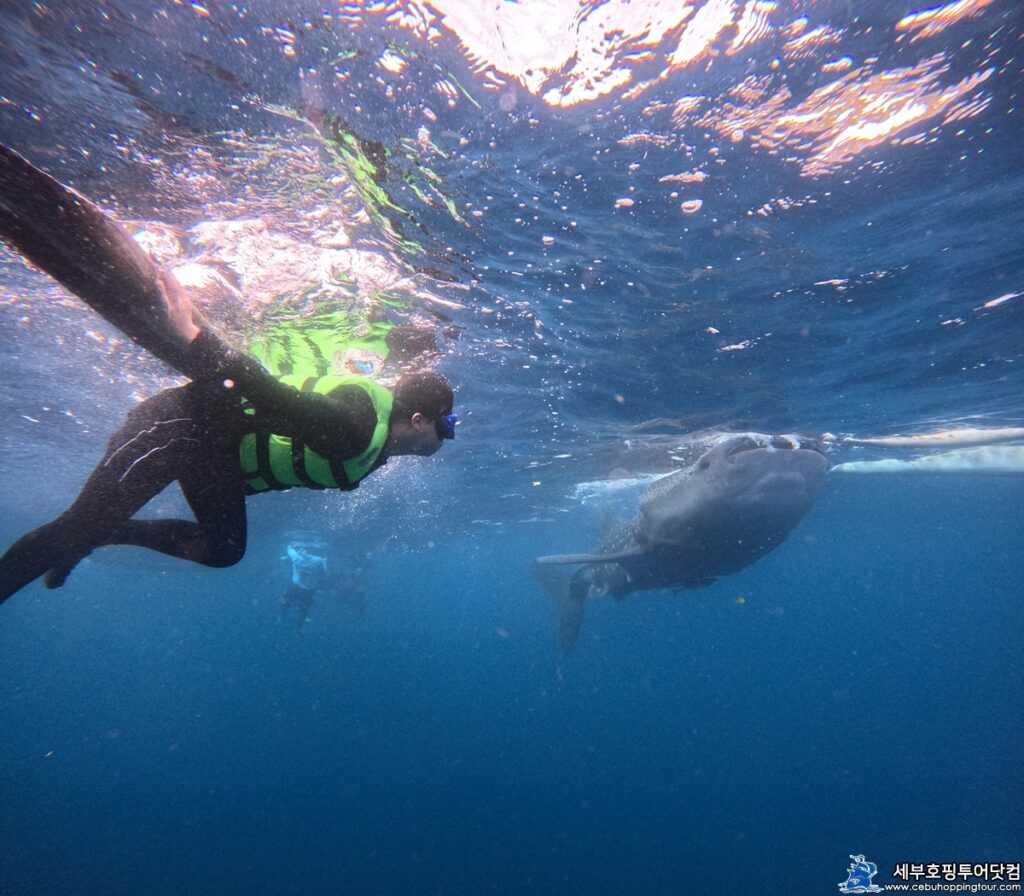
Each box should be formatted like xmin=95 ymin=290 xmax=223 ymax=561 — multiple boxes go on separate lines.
xmin=435 ymin=413 xmax=459 ymax=441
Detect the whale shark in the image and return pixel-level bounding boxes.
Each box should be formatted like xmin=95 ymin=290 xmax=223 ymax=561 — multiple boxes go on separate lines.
xmin=532 ymin=433 xmax=830 ymax=651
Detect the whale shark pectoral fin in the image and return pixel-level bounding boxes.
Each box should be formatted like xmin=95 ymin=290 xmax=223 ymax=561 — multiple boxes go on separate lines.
xmin=529 ymin=561 xmax=586 ymax=654
xmin=534 ymin=553 xmax=607 ymax=565
xmin=534 ymin=548 xmax=645 ymax=565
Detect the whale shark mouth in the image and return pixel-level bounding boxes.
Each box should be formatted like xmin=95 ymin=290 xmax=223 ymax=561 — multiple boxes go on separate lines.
xmin=722 ymin=433 xmax=828 ymax=459
xmin=722 ymin=435 xmax=831 ymax=495
xmin=741 ymin=468 xmax=823 ymax=509
xmin=571 ymin=435 xmax=829 ymax=503
xmin=712 ymin=439 xmax=831 ymax=527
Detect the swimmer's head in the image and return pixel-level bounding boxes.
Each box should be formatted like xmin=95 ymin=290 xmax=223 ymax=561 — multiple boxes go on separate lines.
xmin=388 ymin=371 xmax=456 ymax=457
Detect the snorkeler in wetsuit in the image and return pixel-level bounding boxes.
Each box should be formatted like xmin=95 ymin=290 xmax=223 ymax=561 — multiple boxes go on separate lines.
xmin=0 ymin=144 xmax=459 ymax=605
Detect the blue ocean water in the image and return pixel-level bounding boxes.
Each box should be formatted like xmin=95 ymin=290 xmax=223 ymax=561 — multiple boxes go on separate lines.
xmin=1 ymin=2 xmax=1023 ymax=894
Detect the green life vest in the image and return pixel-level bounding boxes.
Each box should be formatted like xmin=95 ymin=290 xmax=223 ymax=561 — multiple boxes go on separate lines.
xmin=239 ymin=374 xmax=393 ymax=493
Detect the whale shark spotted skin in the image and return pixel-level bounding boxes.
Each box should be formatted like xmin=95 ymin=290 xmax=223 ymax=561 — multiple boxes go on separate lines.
xmin=532 ymin=433 xmax=830 ymax=651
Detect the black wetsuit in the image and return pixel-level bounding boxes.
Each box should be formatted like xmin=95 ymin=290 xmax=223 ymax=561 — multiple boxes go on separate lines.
xmin=0 ymin=331 xmax=387 ymax=603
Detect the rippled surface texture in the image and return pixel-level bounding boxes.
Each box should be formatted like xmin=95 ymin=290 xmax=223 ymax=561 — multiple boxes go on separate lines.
xmin=1 ymin=2 xmax=1022 ymax=894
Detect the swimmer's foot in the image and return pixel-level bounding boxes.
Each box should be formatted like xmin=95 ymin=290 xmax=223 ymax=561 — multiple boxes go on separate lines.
xmin=43 ymin=554 xmax=87 ymax=589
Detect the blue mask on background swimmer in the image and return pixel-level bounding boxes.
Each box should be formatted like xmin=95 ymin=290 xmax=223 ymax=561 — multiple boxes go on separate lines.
xmin=435 ymin=413 xmax=459 ymax=441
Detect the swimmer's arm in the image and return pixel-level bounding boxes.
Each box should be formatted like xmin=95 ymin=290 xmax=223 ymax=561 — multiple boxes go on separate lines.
xmin=159 ymin=270 xmax=201 ymax=344
xmin=182 ymin=329 xmax=377 ymax=458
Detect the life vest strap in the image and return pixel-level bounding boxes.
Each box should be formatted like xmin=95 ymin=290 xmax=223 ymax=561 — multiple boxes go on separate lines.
xmin=254 ymin=423 xmax=286 ymax=490
xmin=289 ymin=437 xmax=322 ymax=490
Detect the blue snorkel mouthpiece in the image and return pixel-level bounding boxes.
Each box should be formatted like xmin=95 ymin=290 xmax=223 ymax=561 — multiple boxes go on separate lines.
xmin=436 ymin=413 xmax=459 ymax=441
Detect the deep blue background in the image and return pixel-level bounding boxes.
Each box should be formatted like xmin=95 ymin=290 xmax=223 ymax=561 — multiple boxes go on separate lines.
xmin=2 ymin=473 xmax=1022 ymax=895
xmin=1 ymin=1 xmax=1023 ymax=893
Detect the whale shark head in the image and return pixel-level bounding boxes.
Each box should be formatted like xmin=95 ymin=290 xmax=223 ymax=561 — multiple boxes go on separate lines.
xmin=636 ymin=434 xmax=830 ymax=553
xmin=532 ymin=432 xmax=831 ymax=652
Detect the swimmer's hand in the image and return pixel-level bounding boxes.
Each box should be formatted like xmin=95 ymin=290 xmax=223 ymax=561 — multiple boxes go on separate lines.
xmin=158 ymin=270 xmax=200 ymax=344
